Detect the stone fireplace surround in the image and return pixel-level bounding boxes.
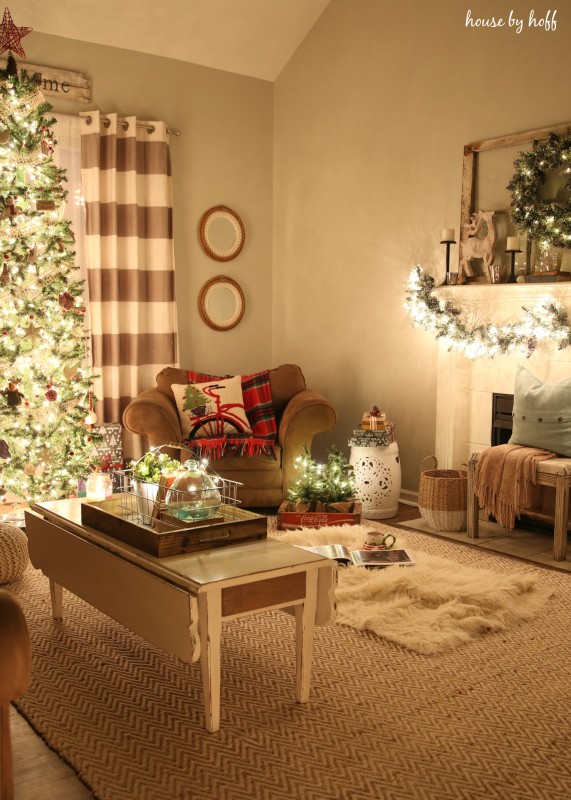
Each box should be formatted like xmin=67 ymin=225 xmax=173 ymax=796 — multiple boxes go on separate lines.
xmin=434 ymin=282 xmax=571 ymax=469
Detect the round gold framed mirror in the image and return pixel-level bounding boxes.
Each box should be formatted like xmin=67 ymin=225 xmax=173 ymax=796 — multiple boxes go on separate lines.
xmin=198 ymin=205 xmax=245 ymax=262
xmin=198 ymin=275 xmax=245 ymax=331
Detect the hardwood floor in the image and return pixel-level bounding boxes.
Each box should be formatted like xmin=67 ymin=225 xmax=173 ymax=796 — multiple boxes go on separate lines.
xmin=11 ymin=706 xmax=93 ymax=799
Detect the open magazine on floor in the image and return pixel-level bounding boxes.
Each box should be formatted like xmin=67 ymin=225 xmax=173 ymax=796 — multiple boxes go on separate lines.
xmin=295 ymin=544 xmax=415 ymax=568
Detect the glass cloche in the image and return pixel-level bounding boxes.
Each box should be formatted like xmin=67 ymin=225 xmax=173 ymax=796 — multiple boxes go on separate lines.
xmin=165 ymin=459 xmax=222 ymax=521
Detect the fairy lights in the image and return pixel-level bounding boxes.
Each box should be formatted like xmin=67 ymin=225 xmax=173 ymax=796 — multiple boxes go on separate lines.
xmin=0 ymin=55 xmax=100 ymax=500
xmin=404 ymin=265 xmax=571 ymax=359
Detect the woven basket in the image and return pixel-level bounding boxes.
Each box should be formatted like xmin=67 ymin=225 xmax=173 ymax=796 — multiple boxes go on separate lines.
xmin=418 ymin=455 xmax=468 ymax=532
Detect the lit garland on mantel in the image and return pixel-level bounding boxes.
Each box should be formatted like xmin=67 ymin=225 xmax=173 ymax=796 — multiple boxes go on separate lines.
xmin=404 ymin=266 xmax=571 ymax=359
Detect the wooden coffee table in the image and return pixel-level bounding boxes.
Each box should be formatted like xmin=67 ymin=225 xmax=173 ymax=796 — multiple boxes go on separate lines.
xmin=25 ymin=499 xmax=336 ymax=732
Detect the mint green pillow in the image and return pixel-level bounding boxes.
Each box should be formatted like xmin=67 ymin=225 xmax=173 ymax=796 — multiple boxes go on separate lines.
xmin=509 ymin=366 xmax=571 ymax=456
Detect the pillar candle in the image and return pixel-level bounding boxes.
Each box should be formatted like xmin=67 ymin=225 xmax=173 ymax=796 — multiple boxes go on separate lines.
xmin=506 ymin=236 xmax=520 ymax=251
xmin=441 ymin=228 xmax=455 ymax=242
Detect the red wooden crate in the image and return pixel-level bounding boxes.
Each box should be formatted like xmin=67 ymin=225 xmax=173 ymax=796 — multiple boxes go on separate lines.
xmin=277 ymin=501 xmax=362 ymax=530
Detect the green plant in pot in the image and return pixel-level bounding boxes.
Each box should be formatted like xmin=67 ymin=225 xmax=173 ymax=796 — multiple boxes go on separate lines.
xmin=287 ymin=446 xmax=356 ymax=513
xmin=128 ymin=448 xmax=181 ymax=524
xmin=129 ymin=449 xmax=181 ymax=483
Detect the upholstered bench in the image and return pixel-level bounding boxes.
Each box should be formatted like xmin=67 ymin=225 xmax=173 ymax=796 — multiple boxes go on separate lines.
xmin=467 ymin=451 xmax=571 ymax=561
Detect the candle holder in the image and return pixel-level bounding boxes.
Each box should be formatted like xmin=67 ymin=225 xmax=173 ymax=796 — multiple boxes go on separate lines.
xmin=440 ymin=235 xmax=457 ymax=285
xmin=505 ymin=246 xmax=522 ymax=284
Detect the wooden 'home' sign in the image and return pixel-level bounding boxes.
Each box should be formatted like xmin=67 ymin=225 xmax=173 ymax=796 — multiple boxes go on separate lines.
xmin=1 ymin=59 xmax=90 ymax=103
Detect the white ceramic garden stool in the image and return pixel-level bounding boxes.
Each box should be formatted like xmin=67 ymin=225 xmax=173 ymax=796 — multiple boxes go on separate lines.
xmin=349 ymin=441 xmax=401 ymax=519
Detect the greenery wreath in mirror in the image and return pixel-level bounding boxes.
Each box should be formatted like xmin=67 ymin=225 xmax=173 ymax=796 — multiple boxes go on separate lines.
xmin=507 ymin=131 xmax=571 ymax=249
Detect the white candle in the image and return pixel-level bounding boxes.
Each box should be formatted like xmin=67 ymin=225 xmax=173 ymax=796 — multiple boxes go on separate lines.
xmin=85 ymin=473 xmax=113 ymax=502
xmin=506 ymin=236 xmax=520 ymax=251
xmin=441 ymin=228 xmax=455 ymax=242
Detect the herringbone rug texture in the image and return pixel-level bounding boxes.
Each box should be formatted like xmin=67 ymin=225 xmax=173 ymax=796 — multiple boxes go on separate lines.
xmin=9 ymin=522 xmax=571 ymax=800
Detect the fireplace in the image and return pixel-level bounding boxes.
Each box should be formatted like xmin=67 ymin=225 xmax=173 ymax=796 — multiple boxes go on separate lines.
xmin=433 ymin=282 xmax=571 ymax=470
xmin=491 ymin=393 xmax=514 ymax=446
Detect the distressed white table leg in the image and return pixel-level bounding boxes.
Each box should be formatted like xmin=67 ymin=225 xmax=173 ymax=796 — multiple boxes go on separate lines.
xmin=197 ymin=588 xmax=222 ymax=733
xmin=552 ymin=473 xmax=569 ymax=562
xmin=294 ymin=568 xmax=318 ymax=704
xmin=49 ymin=579 xmax=63 ymax=620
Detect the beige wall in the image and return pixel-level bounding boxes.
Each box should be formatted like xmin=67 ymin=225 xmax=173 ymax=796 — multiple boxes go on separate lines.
xmin=273 ymin=0 xmax=570 ymax=491
xmin=25 ymin=33 xmax=274 ymax=379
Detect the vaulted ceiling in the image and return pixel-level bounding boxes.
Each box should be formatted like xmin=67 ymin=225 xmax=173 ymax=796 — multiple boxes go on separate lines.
xmin=17 ymin=0 xmax=332 ymax=81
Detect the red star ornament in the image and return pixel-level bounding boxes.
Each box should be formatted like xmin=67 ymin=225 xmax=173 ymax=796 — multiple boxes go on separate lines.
xmin=0 ymin=8 xmax=32 ymax=58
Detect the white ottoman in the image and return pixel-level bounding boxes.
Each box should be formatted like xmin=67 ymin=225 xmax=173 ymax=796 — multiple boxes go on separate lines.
xmin=349 ymin=441 xmax=402 ymax=519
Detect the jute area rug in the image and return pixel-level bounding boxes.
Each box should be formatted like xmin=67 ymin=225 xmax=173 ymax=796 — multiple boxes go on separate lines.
xmin=9 ymin=520 xmax=571 ymax=800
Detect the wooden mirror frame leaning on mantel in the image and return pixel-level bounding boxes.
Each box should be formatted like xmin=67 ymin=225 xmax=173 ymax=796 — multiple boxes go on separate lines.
xmin=459 ymin=120 xmax=571 ymax=284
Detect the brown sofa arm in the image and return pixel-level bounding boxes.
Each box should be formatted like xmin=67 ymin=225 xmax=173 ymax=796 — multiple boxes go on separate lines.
xmin=0 ymin=591 xmax=31 ymax=800
xmin=279 ymin=389 xmax=337 ymax=496
xmin=122 ymin=388 xmax=182 ymax=448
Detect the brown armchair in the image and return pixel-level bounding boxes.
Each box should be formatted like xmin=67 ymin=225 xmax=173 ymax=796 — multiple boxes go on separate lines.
xmin=122 ymin=364 xmax=336 ymax=507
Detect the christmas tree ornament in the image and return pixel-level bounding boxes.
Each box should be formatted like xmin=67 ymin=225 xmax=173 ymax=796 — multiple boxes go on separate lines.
xmin=59 ymin=290 xmax=74 ymax=310
xmin=1 ymin=380 xmax=24 ymax=406
xmin=0 ymin=8 xmax=32 ymax=58
xmin=6 ymin=196 xmax=21 ymax=216
xmin=44 ymin=380 xmax=58 ymax=402
xmin=0 ymin=261 xmax=9 ymax=285
xmin=0 ymin=128 xmax=9 ymax=144
xmin=85 ymin=390 xmax=97 ymax=425
xmin=23 ymin=321 xmax=41 ymax=340
xmin=24 ymin=462 xmax=35 ymax=475
xmin=85 ymin=410 xmax=98 ymax=426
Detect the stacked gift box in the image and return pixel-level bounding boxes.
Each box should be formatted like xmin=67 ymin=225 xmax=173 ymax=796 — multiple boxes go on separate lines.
xmin=92 ymin=423 xmax=125 ymax=491
xmin=348 ymin=407 xmax=396 ymax=448
xmin=76 ymin=423 xmax=125 ymax=497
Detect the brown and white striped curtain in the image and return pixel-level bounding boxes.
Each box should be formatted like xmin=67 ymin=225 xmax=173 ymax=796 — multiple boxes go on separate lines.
xmin=80 ymin=111 xmax=178 ymax=459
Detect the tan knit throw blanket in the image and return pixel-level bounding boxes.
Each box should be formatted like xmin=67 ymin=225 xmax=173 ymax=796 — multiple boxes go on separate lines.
xmin=474 ymin=444 xmax=556 ymax=530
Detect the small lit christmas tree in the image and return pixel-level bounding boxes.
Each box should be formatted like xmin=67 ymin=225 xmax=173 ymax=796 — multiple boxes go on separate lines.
xmin=288 ymin=446 xmax=356 ymax=509
xmin=0 ymin=24 xmax=98 ymax=502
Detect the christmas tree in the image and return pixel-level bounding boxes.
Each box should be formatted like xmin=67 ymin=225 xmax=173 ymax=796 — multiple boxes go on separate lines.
xmin=0 ymin=22 xmax=98 ymax=503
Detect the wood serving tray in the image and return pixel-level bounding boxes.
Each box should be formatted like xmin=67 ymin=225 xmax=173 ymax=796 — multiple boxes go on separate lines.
xmin=80 ymin=496 xmax=267 ymax=557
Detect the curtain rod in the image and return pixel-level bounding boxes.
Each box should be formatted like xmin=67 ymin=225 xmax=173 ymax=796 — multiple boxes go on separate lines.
xmin=82 ymin=114 xmax=180 ymax=137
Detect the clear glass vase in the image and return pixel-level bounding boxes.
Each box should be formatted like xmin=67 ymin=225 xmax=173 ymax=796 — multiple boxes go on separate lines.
xmin=165 ymin=460 xmax=222 ymax=521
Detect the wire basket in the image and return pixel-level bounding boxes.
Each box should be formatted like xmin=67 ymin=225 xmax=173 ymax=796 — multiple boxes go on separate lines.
xmin=118 ymin=444 xmax=242 ymax=531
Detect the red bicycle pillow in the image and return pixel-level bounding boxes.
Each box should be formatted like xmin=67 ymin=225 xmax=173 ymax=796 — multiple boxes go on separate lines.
xmin=173 ymin=376 xmax=252 ymax=440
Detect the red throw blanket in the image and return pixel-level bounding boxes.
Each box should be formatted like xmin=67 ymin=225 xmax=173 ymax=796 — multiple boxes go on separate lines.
xmin=182 ymin=369 xmax=277 ymax=459
xmin=474 ymin=444 xmax=556 ymax=529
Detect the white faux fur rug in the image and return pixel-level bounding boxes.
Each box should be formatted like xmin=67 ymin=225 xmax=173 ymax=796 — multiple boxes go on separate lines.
xmin=271 ymin=525 xmax=553 ymax=655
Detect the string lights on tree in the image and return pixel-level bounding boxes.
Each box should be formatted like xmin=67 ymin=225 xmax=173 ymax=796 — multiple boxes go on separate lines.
xmin=404 ymin=266 xmax=571 ymax=359
xmin=0 ymin=10 xmax=100 ymax=502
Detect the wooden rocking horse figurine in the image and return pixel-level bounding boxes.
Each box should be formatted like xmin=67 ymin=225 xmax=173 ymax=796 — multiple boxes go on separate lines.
xmin=459 ymin=210 xmax=497 ymax=280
